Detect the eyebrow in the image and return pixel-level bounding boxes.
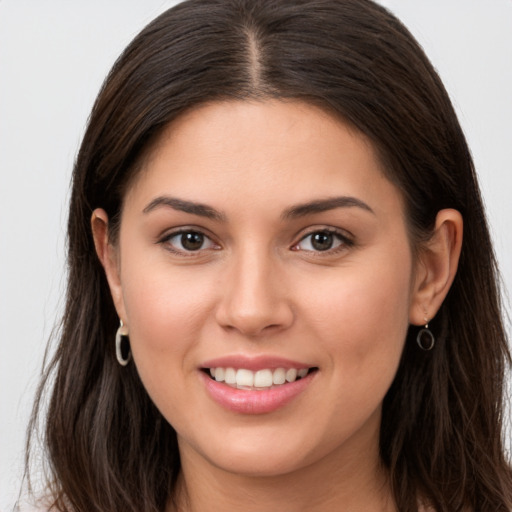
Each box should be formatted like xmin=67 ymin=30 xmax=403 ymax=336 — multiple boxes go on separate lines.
xmin=143 ymin=196 xmax=226 ymax=221
xmin=282 ymin=196 xmax=374 ymax=219
xmin=142 ymin=195 xmax=374 ymax=221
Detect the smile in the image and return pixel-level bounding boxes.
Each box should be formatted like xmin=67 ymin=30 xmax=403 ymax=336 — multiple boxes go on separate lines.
xmin=206 ymin=367 xmax=314 ymax=390
xmin=200 ymin=364 xmax=318 ymax=414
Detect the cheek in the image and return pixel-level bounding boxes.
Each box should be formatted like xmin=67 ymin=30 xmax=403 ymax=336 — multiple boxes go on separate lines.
xmin=120 ymin=259 xmax=217 ymax=370
xmin=301 ymin=250 xmax=413 ymax=382
xmin=118 ymin=262 xmax=221 ymax=427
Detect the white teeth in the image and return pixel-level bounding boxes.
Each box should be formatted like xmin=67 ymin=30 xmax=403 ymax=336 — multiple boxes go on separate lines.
xmin=273 ymin=368 xmax=286 ymax=385
xmin=254 ymin=369 xmax=273 ymax=388
xmin=236 ymin=369 xmax=254 ymax=387
xmin=297 ymin=368 xmax=308 ymax=378
xmin=207 ymin=366 xmax=311 ymax=388
xmin=214 ymin=367 xmax=225 ymax=382
xmin=224 ymin=367 xmax=236 ymax=384
xmin=285 ymin=368 xmax=297 ymax=382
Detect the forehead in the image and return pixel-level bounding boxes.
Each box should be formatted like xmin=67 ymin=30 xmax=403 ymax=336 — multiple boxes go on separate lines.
xmin=125 ymin=100 xmax=404 ymax=221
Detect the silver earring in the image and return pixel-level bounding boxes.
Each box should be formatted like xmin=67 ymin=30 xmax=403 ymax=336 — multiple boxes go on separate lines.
xmin=115 ymin=320 xmax=131 ymax=366
xmin=416 ymin=321 xmax=435 ymax=351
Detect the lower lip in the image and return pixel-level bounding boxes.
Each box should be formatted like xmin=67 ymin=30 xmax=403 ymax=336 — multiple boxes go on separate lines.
xmin=200 ymin=371 xmax=315 ymax=414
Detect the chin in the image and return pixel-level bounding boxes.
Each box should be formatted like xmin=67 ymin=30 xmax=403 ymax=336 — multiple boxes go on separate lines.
xmin=206 ymin=447 xmax=313 ymax=478
xmin=177 ymin=421 xmax=343 ymax=479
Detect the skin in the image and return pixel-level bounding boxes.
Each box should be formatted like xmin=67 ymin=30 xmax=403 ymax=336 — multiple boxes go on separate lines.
xmin=93 ymin=100 xmax=462 ymax=511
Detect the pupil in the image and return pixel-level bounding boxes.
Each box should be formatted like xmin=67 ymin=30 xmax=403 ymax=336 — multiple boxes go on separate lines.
xmin=181 ymin=232 xmax=204 ymax=250
xmin=311 ymin=232 xmax=333 ymax=251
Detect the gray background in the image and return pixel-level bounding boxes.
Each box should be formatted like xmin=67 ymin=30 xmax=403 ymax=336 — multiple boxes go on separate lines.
xmin=1 ymin=1 xmax=511 ymax=509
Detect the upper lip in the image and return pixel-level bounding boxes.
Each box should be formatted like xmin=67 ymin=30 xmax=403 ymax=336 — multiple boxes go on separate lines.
xmin=201 ymin=355 xmax=314 ymax=371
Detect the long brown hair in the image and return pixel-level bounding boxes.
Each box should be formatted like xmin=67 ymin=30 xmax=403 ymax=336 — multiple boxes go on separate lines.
xmin=26 ymin=1 xmax=512 ymax=510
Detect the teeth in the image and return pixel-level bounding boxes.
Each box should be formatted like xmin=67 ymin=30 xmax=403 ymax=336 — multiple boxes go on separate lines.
xmin=236 ymin=369 xmax=254 ymax=387
xmin=224 ymin=367 xmax=236 ymax=384
xmin=254 ymin=369 xmax=273 ymax=388
xmin=273 ymin=368 xmax=286 ymax=385
xmin=207 ymin=367 xmax=311 ymax=389
xmin=285 ymin=368 xmax=297 ymax=382
xmin=214 ymin=367 xmax=225 ymax=382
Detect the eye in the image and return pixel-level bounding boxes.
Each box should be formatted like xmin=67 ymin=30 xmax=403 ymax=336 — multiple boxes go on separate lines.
xmin=293 ymin=229 xmax=351 ymax=253
xmin=162 ymin=230 xmax=218 ymax=254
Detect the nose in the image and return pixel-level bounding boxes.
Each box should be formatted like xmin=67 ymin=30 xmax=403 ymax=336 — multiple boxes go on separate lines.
xmin=215 ymin=247 xmax=294 ymax=337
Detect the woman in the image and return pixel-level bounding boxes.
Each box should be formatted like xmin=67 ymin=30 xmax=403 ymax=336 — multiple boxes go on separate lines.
xmin=25 ymin=0 xmax=512 ymax=510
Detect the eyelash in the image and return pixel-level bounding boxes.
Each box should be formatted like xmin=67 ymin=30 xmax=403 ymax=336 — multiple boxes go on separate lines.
xmin=158 ymin=227 xmax=354 ymax=256
xmin=159 ymin=229 xmax=220 ymax=256
xmin=292 ymin=228 xmax=354 ymax=255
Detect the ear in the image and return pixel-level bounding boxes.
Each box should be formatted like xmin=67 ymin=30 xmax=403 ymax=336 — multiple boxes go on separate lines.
xmin=91 ymin=208 xmax=127 ymax=323
xmin=409 ymin=209 xmax=463 ymax=325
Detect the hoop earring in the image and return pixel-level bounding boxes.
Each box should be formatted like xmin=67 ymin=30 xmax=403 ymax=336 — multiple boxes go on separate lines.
xmin=115 ymin=320 xmax=131 ymax=366
xmin=416 ymin=321 xmax=435 ymax=351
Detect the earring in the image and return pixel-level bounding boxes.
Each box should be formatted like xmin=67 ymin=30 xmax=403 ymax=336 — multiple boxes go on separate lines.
xmin=115 ymin=320 xmax=131 ymax=366
xmin=416 ymin=320 xmax=435 ymax=351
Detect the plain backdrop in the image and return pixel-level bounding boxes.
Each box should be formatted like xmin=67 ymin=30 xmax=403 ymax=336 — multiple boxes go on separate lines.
xmin=1 ymin=1 xmax=511 ymax=509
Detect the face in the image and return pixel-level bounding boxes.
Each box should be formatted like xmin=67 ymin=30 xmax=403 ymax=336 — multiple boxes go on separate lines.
xmin=105 ymin=100 xmax=421 ymax=478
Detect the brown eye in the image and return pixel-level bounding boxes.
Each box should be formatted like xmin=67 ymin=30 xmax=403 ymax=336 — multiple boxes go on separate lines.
xmin=180 ymin=232 xmax=204 ymax=251
xmin=311 ymin=232 xmax=334 ymax=251
xmin=163 ymin=230 xmax=218 ymax=254
xmin=294 ymin=230 xmax=351 ymax=253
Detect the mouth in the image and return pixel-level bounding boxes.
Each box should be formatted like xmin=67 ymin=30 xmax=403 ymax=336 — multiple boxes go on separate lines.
xmin=202 ymin=366 xmax=318 ymax=391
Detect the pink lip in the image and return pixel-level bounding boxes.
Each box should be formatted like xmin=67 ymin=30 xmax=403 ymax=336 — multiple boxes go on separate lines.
xmin=199 ymin=369 xmax=316 ymax=415
xmin=201 ymin=355 xmax=311 ymax=371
